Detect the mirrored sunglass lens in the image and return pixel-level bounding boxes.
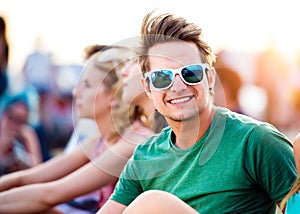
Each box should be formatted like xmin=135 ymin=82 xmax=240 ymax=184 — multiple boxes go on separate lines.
xmin=182 ymin=65 xmax=203 ymax=83
xmin=152 ymin=70 xmax=173 ymax=88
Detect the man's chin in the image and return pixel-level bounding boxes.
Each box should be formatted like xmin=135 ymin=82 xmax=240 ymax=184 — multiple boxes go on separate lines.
xmin=167 ymin=113 xmax=199 ymax=123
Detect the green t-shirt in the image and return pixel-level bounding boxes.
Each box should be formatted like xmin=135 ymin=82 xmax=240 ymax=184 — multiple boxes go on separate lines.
xmin=111 ymin=107 xmax=297 ymax=213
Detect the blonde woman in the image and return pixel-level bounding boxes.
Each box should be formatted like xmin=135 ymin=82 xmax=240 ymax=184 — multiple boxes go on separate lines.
xmin=0 ymin=93 xmax=42 ymax=174
xmin=0 ymin=46 xmax=165 ymax=213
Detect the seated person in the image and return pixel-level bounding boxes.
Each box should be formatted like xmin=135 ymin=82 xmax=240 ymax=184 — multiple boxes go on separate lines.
xmin=97 ymin=11 xmax=296 ymax=214
xmin=0 ymin=47 xmax=167 ymax=213
xmin=0 ymin=93 xmax=42 ymax=175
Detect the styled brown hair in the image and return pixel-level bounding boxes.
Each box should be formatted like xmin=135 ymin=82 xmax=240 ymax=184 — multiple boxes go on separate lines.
xmin=137 ymin=11 xmax=216 ymax=75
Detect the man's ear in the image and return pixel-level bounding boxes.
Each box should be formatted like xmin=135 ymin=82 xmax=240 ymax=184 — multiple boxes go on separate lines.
xmin=141 ymin=78 xmax=152 ymax=98
xmin=206 ymin=67 xmax=216 ymax=90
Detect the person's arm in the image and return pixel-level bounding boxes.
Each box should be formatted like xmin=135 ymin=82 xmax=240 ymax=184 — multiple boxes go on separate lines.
xmin=273 ymin=133 xmax=300 ymax=211
xmin=246 ymin=125 xmax=297 ymax=205
xmin=293 ymin=133 xmax=300 ymax=175
xmin=0 ymin=138 xmax=96 ymax=191
xmin=96 ymin=200 xmax=127 ymax=214
xmin=19 ymin=124 xmax=43 ymax=166
xmin=0 ymin=162 xmax=115 ymax=213
xmin=0 ymin=136 xmax=139 ymax=213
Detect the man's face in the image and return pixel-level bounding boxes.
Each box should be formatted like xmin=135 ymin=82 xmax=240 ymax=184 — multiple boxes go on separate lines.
xmin=145 ymin=41 xmax=214 ymax=123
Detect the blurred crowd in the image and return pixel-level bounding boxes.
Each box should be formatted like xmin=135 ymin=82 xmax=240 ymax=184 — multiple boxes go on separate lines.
xmin=0 ymin=16 xmax=79 ymax=174
xmin=215 ymin=48 xmax=300 ymax=140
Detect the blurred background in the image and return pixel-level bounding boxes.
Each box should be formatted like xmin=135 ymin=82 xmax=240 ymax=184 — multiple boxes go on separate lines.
xmin=0 ymin=0 xmax=300 ymax=160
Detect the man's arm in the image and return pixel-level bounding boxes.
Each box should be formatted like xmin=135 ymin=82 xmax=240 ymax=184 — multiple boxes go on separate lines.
xmin=293 ymin=133 xmax=300 ymax=174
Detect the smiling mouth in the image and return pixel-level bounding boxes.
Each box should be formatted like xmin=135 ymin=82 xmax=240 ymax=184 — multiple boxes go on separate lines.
xmin=169 ymin=96 xmax=193 ymax=104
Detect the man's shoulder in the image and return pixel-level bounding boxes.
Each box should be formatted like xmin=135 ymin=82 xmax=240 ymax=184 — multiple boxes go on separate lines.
xmin=218 ymin=108 xmax=291 ymax=148
xmin=216 ymin=107 xmax=288 ymax=144
xmin=217 ymin=107 xmax=272 ymax=129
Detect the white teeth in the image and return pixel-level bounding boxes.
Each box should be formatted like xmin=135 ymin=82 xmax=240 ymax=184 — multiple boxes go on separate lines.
xmin=170 ymin=96 xmax=191 ymax=104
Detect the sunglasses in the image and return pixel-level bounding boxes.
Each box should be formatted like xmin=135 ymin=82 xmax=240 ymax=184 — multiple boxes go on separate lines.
xmin=144 ymin=64 xmax=210 ymax=91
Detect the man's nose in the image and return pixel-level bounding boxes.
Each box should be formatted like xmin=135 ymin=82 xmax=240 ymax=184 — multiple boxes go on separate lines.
xmin=169 ymin=74 xmax=187 ymax=92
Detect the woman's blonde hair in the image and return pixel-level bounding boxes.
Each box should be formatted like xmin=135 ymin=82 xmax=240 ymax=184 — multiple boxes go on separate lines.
xmin=87 ymin=46 xmax=134 ymax=142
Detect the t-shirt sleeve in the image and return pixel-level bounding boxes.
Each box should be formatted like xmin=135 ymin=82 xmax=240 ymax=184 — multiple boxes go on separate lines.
xmin=244 ymin=124 xmax=297 ymax=202
xmin=110 ymin=157 xmax=143 ymax=205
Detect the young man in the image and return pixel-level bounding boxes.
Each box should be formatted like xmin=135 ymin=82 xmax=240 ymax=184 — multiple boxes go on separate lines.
xmin=97 ymin=12 xmax=297 ymax=214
